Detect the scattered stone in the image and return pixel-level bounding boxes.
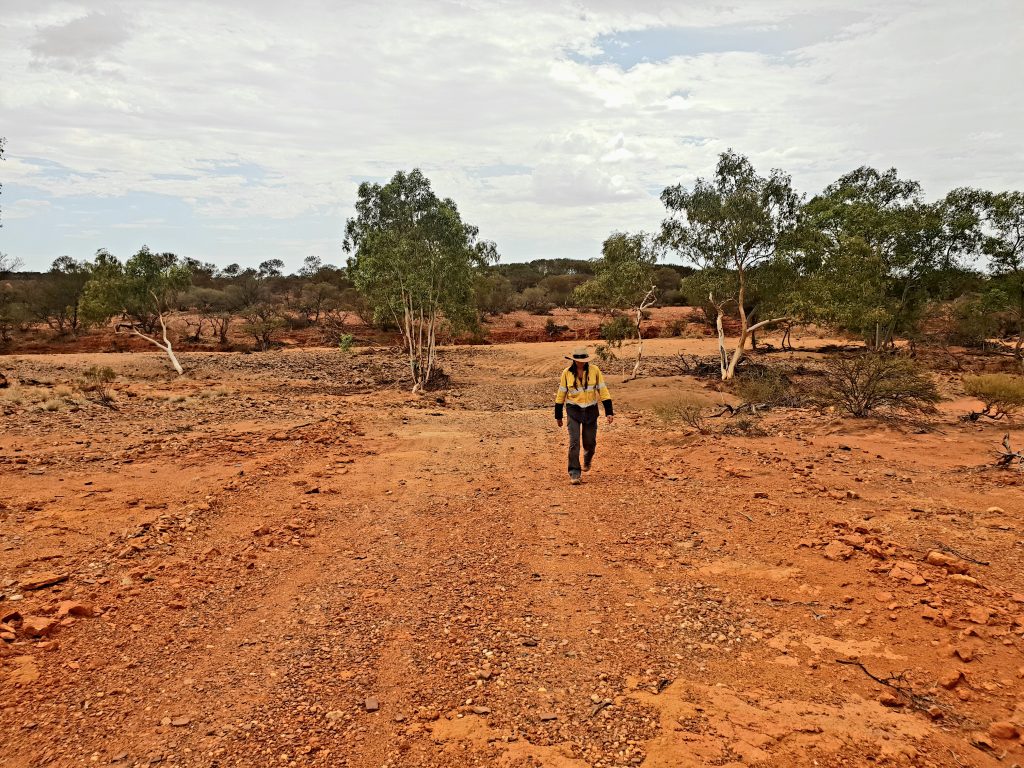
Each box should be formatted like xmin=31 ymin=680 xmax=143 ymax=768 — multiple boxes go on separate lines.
xmin=56 ymin=601 xmax=96 ymax=619
xmin=471 ymin=706 xmax=491 ymax=715
xmin=364 ymin=697 xmax=379 ymax=712
xmin=823 ymin=540 xmax=854 ymax=561
xmin=924 ymin=551 xmax=969 ymax=575
xmin=170 ymin=716 xmax=191 ymax=727
xmin=19 ymin=572 xmax=68 ymax=591
xmin=879 ymin=692 xmax=903 ymax=707
xmin=967 ymin=606 xmax=992 ymax=625
xmin=948 ymin=574 xmax=981 ymax=588
xmin=938 ymin=669 xmax=963 ymax=689
xmin=538 ymin=711 xmax=558 ymax=722
xmin=988 ymin=721 xmax=1018 ymax=740
xmin=20 ymin=616 xmax=58 ymax=637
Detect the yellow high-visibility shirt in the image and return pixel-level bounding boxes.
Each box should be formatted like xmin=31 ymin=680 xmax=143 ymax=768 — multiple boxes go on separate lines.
xmin=554 ymin=363 xmax=612 ymax=415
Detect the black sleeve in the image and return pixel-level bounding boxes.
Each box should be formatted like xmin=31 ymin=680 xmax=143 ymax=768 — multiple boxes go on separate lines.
xmin=603 ymin=400 xmax=614 ymax=416
xmin=555 ymin=403 xmax=564 ymax=420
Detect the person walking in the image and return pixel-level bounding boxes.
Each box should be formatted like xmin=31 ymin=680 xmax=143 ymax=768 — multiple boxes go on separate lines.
xmin=554 ymin=347 xmax=614 ymax=485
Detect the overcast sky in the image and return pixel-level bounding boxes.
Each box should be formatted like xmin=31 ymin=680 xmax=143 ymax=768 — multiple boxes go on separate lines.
xmin=2 ymin=0 xmax=1022 ymax=272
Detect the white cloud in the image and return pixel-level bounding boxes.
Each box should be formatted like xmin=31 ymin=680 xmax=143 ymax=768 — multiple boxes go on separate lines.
xmin=0 ymin=0 xmax=1022 ymax=269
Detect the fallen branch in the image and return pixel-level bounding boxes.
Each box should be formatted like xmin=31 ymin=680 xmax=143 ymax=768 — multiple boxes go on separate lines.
xmin=835 ymin=659 xmax=939 ymax=717
xmin=934 ymin=542 xmax=989 ymax=566
xmin=995 ymin=433 xmax=1024 ymax=469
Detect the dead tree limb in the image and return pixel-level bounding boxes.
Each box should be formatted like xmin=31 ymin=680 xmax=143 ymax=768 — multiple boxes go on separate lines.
xmin=995 ymin=433 xmax=1024 ymax=469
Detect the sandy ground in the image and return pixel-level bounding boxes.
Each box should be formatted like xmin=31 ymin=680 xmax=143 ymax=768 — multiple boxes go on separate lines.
xmin=1 ymin=338 xmax=1023 ymax=768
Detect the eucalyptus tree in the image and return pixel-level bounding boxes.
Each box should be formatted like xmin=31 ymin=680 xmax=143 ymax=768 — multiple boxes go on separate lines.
xmin=344 ymin=169 xmax=497 ymax=391
xmin=981 ymin=191 xmax=1024 ymax=359
xmin=81 ymin=247 xmax=192 ymax=374
xmin=660 ymin=150 xmax=800 ymax=379
xmin=573 ymin=231 xmax=660 ymax=379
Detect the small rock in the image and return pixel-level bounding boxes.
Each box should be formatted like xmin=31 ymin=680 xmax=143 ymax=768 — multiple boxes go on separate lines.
xmin=988 ymin=721 xmax=1018 ymax=740
xmin=968 ymin=606 xmax=992 ymax=625
xmin=56 ymin=601 xmax=96 ymax=619
xmin=471 ymin=706 xmax=491 ymax=715
xmin=19 ymin=572 xmax=69 ymax=591
xmin=938 ymin=669 xmax=963 ymax=689
xmin=924 ymin=551 xmax=968 ymax=575
xmin=948 ymin=574 xmax=981 ymax=588
xmin=823 ymin=540 xmax=854 ymax=561
xmin=170 ymin=716 xmax=191 ymax=727
xmin=364 ymin=697 xmax=379 ymax=712
xmin=20 ymin=616 xmax=58 ymax=638
xmin=538 ymin=711 xmax=558 ymax=722
xmin=879 ymin=692 xmax=903 ymax=707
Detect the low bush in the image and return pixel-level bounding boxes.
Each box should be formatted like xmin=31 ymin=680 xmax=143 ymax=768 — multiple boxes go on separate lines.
xmin=963 ymin=373 xmax=1024 ymax=419
xmin=811 ymin=354 xmax=940 ymax=418
xmin=78 ymin=365 xmax=116 ymax=405
xmin=337 ymin=333 xmax=355 ymax=353
xmin=734 ymin=367 xmax=797 ymax=407
xmin=653 ymin=395 xmax=710 ymax=434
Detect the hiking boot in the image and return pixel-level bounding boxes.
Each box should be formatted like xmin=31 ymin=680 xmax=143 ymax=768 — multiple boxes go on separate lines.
xmin=582 ymin=461 xmax=591 ymax=472
xmin=569 ymin=473 xmax=582 ymax=485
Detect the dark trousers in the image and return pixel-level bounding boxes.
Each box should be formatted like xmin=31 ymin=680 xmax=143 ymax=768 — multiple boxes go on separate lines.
xmin=566 ymin=413 xmax=598 ymax=475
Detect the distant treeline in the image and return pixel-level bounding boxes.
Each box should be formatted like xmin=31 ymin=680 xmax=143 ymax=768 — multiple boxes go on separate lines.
xmin=1 ymin=150 xmax=1022 ymax=363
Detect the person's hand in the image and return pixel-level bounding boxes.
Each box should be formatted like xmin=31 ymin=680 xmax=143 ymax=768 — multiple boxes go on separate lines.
xmin=556 ymin=419 xmax=563 ymax=427
xmin=606 ymin=415 xmax=615 ymax=424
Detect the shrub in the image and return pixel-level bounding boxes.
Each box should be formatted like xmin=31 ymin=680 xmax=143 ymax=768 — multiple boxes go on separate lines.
xmin=734 ymin=367 xmax=797 ymax=407
xmin=963 ymin=374 xmax=1024 ymax=419
xmin=811 ymin=354 xmax=940 ymax=418
xmin=600 ymin=315 xmax=634 ymax=347
xmin=661 ymin=319 xmax=686 ymax=338
xmin=544 ymin=318 xmax=568 ymax=338
xmin=78 ymin=365 xmax=116 ymax=405
xmin=653 ymin=395 xmax=709 ymax=434
xmin=338 ymin=333 xmax=354 ymax=353
xmin=721 ymin=415 xmax=768 ymax=437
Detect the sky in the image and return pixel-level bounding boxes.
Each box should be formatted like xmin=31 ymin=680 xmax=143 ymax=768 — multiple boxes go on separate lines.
xmin=1 ymin=0 xmax=1022 ymax=273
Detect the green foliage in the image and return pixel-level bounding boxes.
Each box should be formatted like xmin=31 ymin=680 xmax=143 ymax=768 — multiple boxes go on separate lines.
xmin=599 ymin=315 xmax=634 ymax=347
xmin=80 ymin=247 xmax=191 ymax=333
xmin=963 ymin=374 xmax=1024 ymax=417
xmin=344 ymin=169 xmax=496 ymax=389
xmin=474 ymin=273 xmax=515 ymax=316
xmin=811 ymin=354 xmax=941 ymax=417
xmin=980 ymin=192 xmax=1024 ymax=356
xmin=337 ymin=333 xmax=355 ymax=353
xmin=660 ymin=150 xmax=799 ymax=277
xmin=790 ymin=173 xmax=985 ymax=347
xmin=239 ymin=303 xmax=286 ymax=351
xmin=652 ymin=395 xmax=709 ymax=433
xmin=734 ymin=367 xmax=797 ymax=406
xmin=573 ymin=232 xmax=658 ymax=312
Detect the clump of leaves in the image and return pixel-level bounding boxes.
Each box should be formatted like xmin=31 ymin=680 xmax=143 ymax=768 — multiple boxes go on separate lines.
xmin=544 ymin=318 xmax=568 ymax=338
xmin=963 ymin=374 xmax=1024 ymax=419
xmin=811 ymin=354 xmax=940 ymax=418
xmin=337 ymin=333 xmax=355 ymax=353
xmin=653 ymin=395 xmax=710 ymax=434
xmin=78 ymin=365 xmax=116 ymax=405
xmin=600 ymin=315 xmax=634 ymax=348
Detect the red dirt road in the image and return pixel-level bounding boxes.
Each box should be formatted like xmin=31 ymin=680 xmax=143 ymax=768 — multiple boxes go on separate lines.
xmin=2 ymin=340 xmax=1023 ymax=767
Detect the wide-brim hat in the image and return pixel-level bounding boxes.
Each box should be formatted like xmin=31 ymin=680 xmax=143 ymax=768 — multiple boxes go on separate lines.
xmin=565 ymin=346 xmax=592 ymax=362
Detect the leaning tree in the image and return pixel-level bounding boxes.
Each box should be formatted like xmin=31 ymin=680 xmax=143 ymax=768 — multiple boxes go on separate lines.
xmin=660 ymin=150 xmax=800 ymax=380
xmin=81 ymin=247 xmax=192 ymax=374
xmin=344 ymin=169 xmax=497 ymax=392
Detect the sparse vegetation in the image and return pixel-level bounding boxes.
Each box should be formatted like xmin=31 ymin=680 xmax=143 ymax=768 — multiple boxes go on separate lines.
xmin=811 ymin=354 xmax=941 ymax=418
xmin=964 ymin=373 xmax=1024 ymax=419
xmin=653 ymin=395 xmax=710 ymax=434
xmin=77 ymin=365 xmax=117 ymax=405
